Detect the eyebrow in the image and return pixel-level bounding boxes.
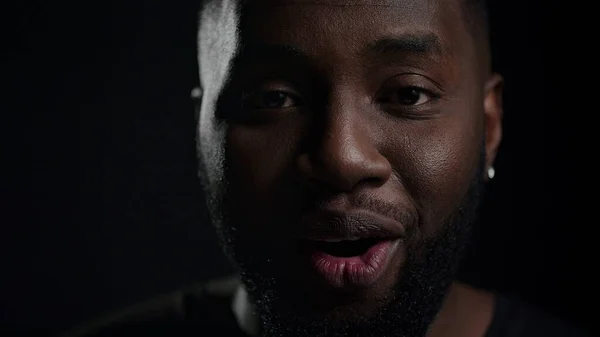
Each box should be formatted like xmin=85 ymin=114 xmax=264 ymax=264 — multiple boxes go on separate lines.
xmin=363 ymin=33 xmax=444 ymax=57
xmin=235 ymin=44 xmax=312 ymax=65
xmin=233 ymin=33 xmax=444 ymax=67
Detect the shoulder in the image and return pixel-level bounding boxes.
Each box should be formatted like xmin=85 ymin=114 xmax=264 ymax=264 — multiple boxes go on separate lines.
xmin=61 ymin=276 xmax=242 ymax=337
xmin=486 ymin=294 xmax=593 ymax=337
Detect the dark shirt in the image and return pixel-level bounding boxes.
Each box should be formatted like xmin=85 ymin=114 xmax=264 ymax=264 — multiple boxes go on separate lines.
xmin=63 ymin=276 xmax=593 ymax=337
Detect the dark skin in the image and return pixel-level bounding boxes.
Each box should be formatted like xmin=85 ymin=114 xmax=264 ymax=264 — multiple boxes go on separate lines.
xmin=196 ymin=0 xmax=503 ymax=335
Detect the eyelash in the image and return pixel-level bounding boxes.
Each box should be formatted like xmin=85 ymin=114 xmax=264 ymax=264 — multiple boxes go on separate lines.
xmin=378 ymin=85 xmax=440 ymax=106
xmin=239 ymin=83 xmax=441 ymax=114
xmin=242 ymin=90 xmax=304 ymax=110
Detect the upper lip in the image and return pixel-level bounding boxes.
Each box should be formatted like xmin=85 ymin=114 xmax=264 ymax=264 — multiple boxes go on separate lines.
xmin=299 ymin=209 xmax=406 ymax=241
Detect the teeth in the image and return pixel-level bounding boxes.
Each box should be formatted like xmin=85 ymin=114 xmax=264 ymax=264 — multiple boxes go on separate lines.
xmin=319 ymin=237 xmax=362 ymax=243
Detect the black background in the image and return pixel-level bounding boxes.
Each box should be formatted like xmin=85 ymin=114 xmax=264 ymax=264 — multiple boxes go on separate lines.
xmin=5 ymin=0 xmax=596 ymax=336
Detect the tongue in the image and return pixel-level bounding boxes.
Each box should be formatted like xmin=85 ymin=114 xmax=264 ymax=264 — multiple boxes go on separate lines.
xmin=314 ymin=238 xmax=381 ymax=257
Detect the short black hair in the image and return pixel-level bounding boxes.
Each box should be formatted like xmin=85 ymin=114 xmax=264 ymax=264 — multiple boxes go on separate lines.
xmin=462 ymin=0 xmax=493 ymax=72
xmin=463 ymin=0 xmax=490 ymax=36
xmin=199 ymin=0 xmax=491 ymax=42
xmin=198 ymin=0 xmax=493 ymax=70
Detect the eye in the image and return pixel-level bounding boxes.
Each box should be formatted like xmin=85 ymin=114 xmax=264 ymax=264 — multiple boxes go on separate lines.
xmin=383 ymin=86 xmax=434 ymax=106
xmin=243 ymin=90 xmax=302 ymax=110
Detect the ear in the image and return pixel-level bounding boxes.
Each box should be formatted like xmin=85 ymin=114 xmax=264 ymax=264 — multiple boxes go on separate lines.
xmin=483 ymin=73 xmax=504 ymax=181
xmin=191 ymin=86 xmax=203 ymax=122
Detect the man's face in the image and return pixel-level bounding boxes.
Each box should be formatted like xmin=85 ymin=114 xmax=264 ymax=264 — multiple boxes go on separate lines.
xmin=196 ymin=0 xmax=502 ymax=336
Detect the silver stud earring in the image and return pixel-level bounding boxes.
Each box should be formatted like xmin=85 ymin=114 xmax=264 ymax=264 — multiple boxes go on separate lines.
xmin=191 ymin=87 xmax=203 ymax=99
xmin=487 ymin=167 xmax=495 ymax=180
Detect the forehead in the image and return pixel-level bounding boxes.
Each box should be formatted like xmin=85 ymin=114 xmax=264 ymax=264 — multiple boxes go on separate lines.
xmin=197 ymin=0 xmax=476 ymax=91
xmin=239 ymin=0 xmax=467 ymax=54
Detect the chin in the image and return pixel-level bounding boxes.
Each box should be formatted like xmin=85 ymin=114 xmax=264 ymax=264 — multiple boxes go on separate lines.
xmin=237 ymin=247 xmax=404 ymax=321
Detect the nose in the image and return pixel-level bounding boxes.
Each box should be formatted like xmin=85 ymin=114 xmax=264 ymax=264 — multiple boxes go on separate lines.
xmin=296 ymin=93 xmax=392 ymax=192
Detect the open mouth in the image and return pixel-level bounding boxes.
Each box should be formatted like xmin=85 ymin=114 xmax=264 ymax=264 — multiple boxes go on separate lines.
xmin=311 ymin=238 xmax=385 ymax=257
xmin=302 ymin=237 xmax=398 ymax=288
xmin=297 ymin=209 xmax=405 ymax=288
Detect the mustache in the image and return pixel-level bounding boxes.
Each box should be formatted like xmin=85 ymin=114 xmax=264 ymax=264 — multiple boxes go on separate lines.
xmin=306 ymin=193 xmax=419 ymax=230
xmin=299 ymin=210 xmax=405 ymax=240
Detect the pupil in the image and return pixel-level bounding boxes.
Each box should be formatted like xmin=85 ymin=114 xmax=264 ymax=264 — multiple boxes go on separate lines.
xmin=401 ymin=88 xmax=420 ymax=105
xmin=264 ymin=91 xmax=286 ymax=108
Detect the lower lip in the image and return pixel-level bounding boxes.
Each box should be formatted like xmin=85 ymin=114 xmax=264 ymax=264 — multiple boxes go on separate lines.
xmin=307 ymin=239 xmax=398 ymax=289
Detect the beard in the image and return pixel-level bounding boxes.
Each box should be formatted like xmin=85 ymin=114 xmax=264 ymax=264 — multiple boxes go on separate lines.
xmin=201 ymin=148 xmax=486 ymax=337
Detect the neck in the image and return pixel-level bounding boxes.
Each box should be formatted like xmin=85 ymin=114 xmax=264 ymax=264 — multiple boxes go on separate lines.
xmin=426 ymin=282 xmax=495 ymax=337
xmin=233 ymin=281 xmax=495 ymax=337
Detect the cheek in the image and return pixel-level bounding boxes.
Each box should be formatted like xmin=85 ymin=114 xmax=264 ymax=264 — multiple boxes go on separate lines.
xmin=386 ymin=117 xmax=482 ymax=236
xmin=225 ymin=123 xmax=300 ymax=224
